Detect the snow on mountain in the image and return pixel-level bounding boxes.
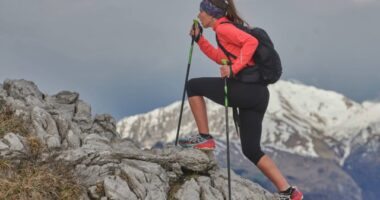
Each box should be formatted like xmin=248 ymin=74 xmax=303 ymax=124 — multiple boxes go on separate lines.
xmin=117 ymin=80 xmax=380 ymax=165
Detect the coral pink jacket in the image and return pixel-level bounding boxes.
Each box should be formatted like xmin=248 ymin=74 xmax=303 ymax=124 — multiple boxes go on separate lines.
xmin=197 ymin=17 xmax=258 ymax=75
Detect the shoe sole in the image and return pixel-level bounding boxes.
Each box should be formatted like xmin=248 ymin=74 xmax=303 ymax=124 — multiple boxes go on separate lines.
xmin=179 ymin=144 xmax=215 ymax=151
xmin=194 ymin=147 xmax=215 ymax=151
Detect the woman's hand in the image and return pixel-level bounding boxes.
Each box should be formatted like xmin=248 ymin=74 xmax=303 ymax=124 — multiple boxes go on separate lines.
xmin=189 ymin=23 xmax=203 ymax=42
xmin=220 ymin=65 xmax=232 ymax=78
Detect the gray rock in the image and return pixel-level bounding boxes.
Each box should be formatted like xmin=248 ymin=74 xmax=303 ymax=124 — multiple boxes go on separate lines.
xmin=46 ymin=98 xmax=76 ymax=120
xmin=0 ymin=79 xmax=276 ymax=199
xmin=3 ymin=79 xmax=44 ymax=105
xmin=176 ymin=148 xmax=213 ymax=172
xmin=120 ymin=159 xmax=169 ymax=199
xmin=57 ymin=148 xmax=91 ymax=164
xmin=88 ymin=185 xmax=101 ymax=199
xmin=70 ymin=122 xmax=86 ymax=142
xmin=74 ymin=100 xmax=92 ymax=120
xmin=196 ymin=176 xmax=224 ymax=200
xmin=84 ymin=133 xmax=110 ymax=144
xmin=3 ymin=133 xmax=25 ymax=151
xmin=76 ymin=163 xmax=118 ymax=186
xmin=210 ymin=168 xmax=274 ymax=200
xmin=103 ymin=175 xmax=138 ymax=200
xmin=175 ymin=178 xmax=201 ymax=200
xmin=82 ymin=133 xmax=112 ymax=151
xmin=0 ymin=140 xmax=10 ymax=150
xmin=31 ymin=107 xmax=61 ymax=148
xmin=91 ymin=114 xmax=119 ymax=141
xmin=66 ymin=130 xmax=81 ymax=148
xmin=51 ymin=91 xmax=79 ymax=104
xmin=72 ymin=100 xmax=92 ymax=133
xmin=52 ymin=113 xmax=71 ymax=139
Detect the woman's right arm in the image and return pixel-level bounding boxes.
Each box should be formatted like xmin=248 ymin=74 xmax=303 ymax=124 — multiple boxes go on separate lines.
xmin=190 ymin=24 xmax=227 ymax=64
xmin=197 ymin=36 xmax=227 ymax=64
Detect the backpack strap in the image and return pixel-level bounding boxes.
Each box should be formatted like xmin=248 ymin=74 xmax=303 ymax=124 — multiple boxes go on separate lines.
xmin=215 ymin=35 xmax=237 ymax=60
xmin=215 ymin=25 xmax=242 ymax=138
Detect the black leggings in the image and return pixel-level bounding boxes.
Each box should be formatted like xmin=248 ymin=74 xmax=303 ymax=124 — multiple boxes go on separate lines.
xmin=187 ymin=77 xmax=269 ymax=165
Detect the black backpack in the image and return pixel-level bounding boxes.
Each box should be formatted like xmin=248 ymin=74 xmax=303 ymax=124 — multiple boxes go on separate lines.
xmin=216 ymin=22 xmax=282 ymax=85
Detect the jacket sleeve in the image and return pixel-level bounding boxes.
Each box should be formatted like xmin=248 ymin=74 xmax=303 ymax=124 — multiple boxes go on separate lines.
xmin=197 ymin=35 xmax=227 ymax=65
xmin=217 ymin=25 xmax=259 ymax=75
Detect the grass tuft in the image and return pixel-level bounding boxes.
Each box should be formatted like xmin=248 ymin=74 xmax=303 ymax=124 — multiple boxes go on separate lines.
xmin=0 ymin=106 xmax=28 ymax=137
xmin=0 ymin=159 xmax=83 ymax=200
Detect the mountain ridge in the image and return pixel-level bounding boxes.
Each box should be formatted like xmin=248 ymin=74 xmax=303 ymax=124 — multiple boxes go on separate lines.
xmin=117 ymin=79 xmax=380 ymax=200
xmin=117 ymin=80 xmax=380 ymax=165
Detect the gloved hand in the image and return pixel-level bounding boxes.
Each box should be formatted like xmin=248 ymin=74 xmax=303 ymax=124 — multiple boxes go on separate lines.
xmin=189 ymin=22 xmax=203 ymax=42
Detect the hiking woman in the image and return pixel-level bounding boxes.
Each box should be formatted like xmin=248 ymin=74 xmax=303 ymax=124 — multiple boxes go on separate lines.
xmin=178 ymin=0 xmax=303 ymax=199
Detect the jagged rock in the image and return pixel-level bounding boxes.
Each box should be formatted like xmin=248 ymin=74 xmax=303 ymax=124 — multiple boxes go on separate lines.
xmin=0 ymin=140 xmax=9 ymax=150
xmin=1 ymin=79 xmax=274 ymax=200
xmin=211 ymin=169 xmax=274 ymax=200
xmin=91 ymin=114 xmax=118 ymax=141
xmin=66 ymin=130 xmax=81 ymax=148
xmin=175 ymin=178 xmax=201 ymax=200
xmin=83 ymin=133 xmax=112 ymax=151
xmin=88 ymin=185 xmax=101 ymax=199
xmin=196 ymin=176 xmax=224 ymax=200
xmin=176 ymin=148 xmax=213 ymax=172
xmin=76 ymin=163 xmax=119 ymax=186
xmin=74 ymin=100 xmax=92 ymax=121
xmin=51 ymin=112 xmax=71 ymax=140
xmin=103 ymin=175 xmax=138 ymax=200
xmin=120 ymin=159 xmax=170 ymax=199
xmin=3 ymin=79 xmax=44 ymax=104
xmin=3 ymin=133 xmax=25 ymax=152
xmin=51 ymin=91 xmax=79 ymax=104
xmin=73 ymin=100 xmax=93 ymax=132
xmin=31 ymin=106 xmax=61 ymax=148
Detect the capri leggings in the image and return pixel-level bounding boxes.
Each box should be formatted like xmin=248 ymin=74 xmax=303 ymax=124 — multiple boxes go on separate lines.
xmin=187 ymin=77 xmax=269 ymax=165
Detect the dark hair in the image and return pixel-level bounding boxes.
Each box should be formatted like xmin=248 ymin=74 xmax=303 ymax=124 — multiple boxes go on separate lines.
xmin=210 ymin=0 xmax=247 ymax=26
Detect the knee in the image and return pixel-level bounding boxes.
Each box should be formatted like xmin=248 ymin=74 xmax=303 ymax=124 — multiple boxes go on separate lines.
xmin=241 ymin=145 xmax=265 ymax=165
xmin=186 ymin=78 xmax=200 ymax=97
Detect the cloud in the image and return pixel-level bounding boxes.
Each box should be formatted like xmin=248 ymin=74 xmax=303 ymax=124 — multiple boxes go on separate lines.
xmin=352 ymin=0 xmax=377 ymax=4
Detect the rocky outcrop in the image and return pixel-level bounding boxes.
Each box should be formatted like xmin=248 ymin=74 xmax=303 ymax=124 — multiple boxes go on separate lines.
xmin=0 ymin=79 xmax=274 ymax=200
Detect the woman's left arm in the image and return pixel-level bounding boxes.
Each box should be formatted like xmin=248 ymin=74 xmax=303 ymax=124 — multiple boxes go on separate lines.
xmin=218 ymin=26 xmax=259 ymax=75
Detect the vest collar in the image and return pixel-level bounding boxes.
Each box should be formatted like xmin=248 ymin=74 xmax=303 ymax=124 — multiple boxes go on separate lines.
xmin=212 ymin=17 xmax=230 ymax=31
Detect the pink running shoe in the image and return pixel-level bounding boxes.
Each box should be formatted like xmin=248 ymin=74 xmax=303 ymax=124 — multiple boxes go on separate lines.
xmin=178 ymin=134 xmax=216 ymax=151
xmin=278 ymin=186 xmax=303 ymax=200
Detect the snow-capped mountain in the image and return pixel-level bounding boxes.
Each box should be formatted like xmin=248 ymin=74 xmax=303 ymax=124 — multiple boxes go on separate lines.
xmin=117 ymin=80 xmax=380 ymax=199
xmin=117 ymin=80 xmax=380 ymax=165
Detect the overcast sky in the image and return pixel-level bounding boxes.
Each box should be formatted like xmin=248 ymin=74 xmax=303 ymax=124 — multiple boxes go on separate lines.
xmin=1 ymin=0 xmax=379 ymax=120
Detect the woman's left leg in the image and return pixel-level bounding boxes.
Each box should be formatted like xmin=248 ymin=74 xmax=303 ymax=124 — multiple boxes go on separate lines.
xmin=238 ymin=108 xmax=290 ymax=192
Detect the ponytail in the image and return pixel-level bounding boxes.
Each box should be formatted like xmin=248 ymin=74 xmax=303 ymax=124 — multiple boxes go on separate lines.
xmin=225 ymin=0 xmax=247 ymax=26
xmin=210 ymin=0 xmax=248 ymax=26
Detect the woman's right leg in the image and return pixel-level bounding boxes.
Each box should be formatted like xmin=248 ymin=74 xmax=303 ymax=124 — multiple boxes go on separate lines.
xmin=186 ymin=77 xmax=225 ymax=134
xmin=188 ymin=96 xmax=209 ymax=134
xmin=178 ymin=78 xmax=225 ymax=149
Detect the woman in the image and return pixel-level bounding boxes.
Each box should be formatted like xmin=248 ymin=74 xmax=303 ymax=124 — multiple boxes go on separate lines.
xmin=178 ymin=0 xmax=304 ymax=199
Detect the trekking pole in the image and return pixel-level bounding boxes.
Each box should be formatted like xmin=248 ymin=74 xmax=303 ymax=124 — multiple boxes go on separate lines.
xmin=222 ymin=59 xmax=232 ymax=200
xmin=175 ymin=19 xmax=199 ymax=146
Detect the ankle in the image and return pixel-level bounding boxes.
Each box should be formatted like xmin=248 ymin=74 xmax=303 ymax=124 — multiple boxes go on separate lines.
xmin=279 ymin=186 xmax=294 ymax=195
xmin=199 ymin=133 xmax=213 ymax=139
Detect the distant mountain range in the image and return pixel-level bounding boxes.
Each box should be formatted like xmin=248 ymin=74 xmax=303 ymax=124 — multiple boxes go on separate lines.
xmin=117 ymin=80 xmax=380 ymax=200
